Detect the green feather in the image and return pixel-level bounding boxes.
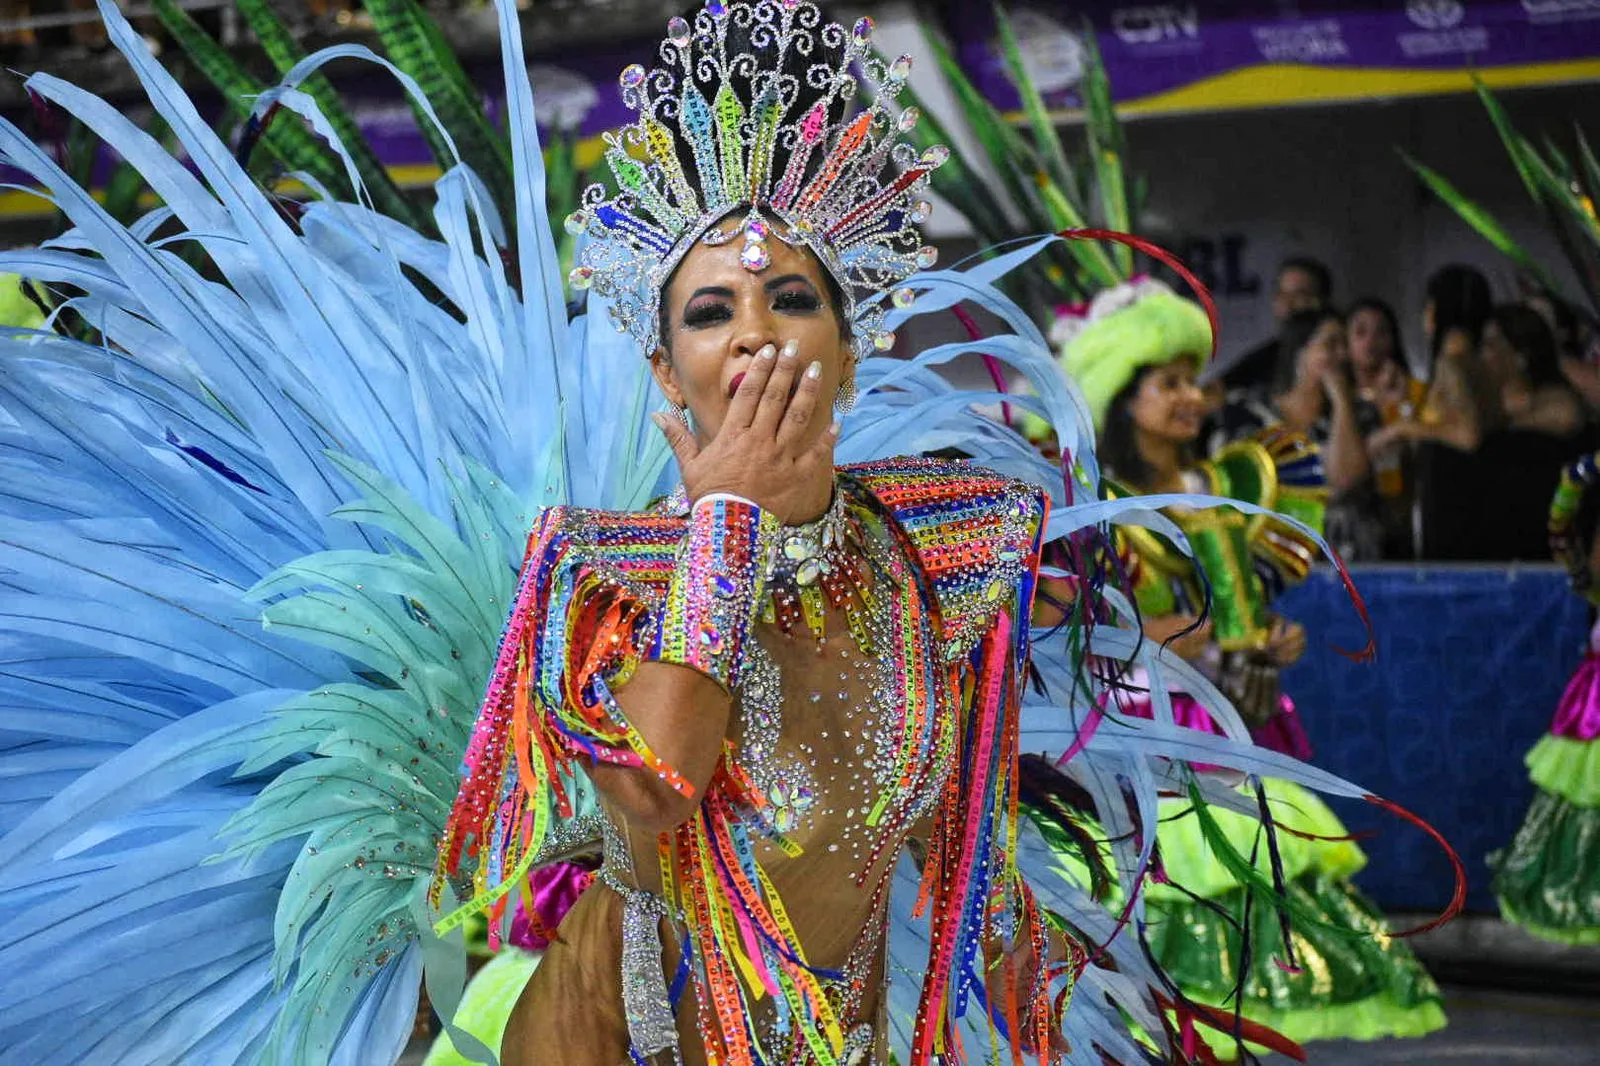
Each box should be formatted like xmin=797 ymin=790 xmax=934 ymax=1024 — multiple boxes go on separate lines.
xmin=1184 ymin=783 xmax=1368 ymax=943
xmin=1576 ymin=126 xmax=1600 ymax=212
xmin=150 ymin=0 xmax=351 ymax=198
xmin=1401 ymin=150 xmax=1555 ymax=286
xmin=994 ymin=5 xmax=1080 ymax=210
xmin=1475 ymin=77 xmax=1544 ymax=202
xmin=1077 ymin=29 xmax=1132 ymax=267
xmin=230 ymin=0 xmax=428 ymax=232
xmin=364 ymin=0 xmax=515 ymax=227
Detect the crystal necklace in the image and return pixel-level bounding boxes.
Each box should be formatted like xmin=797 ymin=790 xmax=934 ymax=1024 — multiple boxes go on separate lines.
xmin=761 ymin=485 xmax=878 ymax=651
xmin=662 ymin=481 xmax=879 ymax=651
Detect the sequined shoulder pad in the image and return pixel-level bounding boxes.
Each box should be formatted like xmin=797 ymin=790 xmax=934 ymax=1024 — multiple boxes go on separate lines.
xmin=843 ymin=457 xmax=1046 ymax=659
xmin=528 ymin=504 xmax=685 ymax=604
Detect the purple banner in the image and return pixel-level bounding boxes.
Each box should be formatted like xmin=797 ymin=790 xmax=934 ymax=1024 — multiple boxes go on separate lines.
xmin=0 ymin=39 xmax=645 ymax=205
xmin=329 ymin=43 xmax=642 ymax=169
xmin=941 ymin=1 xmax=1600 ymax=114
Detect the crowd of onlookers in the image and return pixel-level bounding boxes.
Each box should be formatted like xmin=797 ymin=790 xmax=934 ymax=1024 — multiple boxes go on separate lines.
xmin=1204 ymin=256 xmax=1595 ymax=562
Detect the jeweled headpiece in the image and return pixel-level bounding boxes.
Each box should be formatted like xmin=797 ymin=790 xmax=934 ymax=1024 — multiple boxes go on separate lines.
xmin=564 ymin=0 xmax=945 ymax=359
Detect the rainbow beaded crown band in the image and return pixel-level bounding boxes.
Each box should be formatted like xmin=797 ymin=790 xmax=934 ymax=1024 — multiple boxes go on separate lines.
xmin=564 ymin=0 xmax=946 ymax=359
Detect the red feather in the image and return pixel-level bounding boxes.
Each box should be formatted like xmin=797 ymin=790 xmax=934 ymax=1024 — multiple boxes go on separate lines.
xmin=1365 ymin=793 xmax=1468 ymax=937
xmin=1055 ymin=227 xmax=1219 ymax=363
xmin=1156 ymin=993 xmax=1308 ymax=1062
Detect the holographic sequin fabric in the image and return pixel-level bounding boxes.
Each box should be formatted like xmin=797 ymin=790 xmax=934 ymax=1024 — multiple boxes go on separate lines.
xmin=435 ymin=458 xmax=1056 ymax=1064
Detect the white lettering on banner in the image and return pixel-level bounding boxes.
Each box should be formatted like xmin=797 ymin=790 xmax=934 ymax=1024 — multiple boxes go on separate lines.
xmin=528 ymin=65 xmax=600 ymax=129
xmin=1398 ymin=26 xmax=1490 ymax=56
xmin=1252 ymin=19 xmax=1350 ymax=62
xmin=1406 ymin=0 xmax=1467 ymax=30
xmin=1111 ymin=4 xmax=1201 ymax=45
xmin=350 ymin=102 xmax=421 ymax=134
xmin=1522 ymin=0 xmax=1600 ymax=23
xmin=1010 ymin=8 xmax=1087 ymax=95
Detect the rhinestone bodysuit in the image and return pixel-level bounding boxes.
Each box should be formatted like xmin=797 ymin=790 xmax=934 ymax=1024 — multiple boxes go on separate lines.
xmin=436 ymin=458 xmax=1053 ymax=1065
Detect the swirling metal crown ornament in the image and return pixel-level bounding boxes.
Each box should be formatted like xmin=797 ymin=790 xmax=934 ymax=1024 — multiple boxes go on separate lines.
xmin=563 ymin=0 xmax=947 ymax=359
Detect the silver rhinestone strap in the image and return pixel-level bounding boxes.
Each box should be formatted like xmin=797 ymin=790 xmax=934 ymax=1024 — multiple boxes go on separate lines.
xmin=596 ymin=859 xmax=683 ymax=1063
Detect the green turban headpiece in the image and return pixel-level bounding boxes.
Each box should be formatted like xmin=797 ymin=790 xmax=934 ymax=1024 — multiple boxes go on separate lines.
xmin=1057 ymin=279 xmax=1213 ymax=432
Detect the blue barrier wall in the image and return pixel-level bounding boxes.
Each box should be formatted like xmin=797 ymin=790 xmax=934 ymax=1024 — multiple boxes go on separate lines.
xmin=1275 ymin=565 xmax=1589 ymax=914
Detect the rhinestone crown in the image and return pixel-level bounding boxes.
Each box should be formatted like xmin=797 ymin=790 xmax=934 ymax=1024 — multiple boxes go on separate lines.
xmin=564 ymin=0 xmax=945 ymax=358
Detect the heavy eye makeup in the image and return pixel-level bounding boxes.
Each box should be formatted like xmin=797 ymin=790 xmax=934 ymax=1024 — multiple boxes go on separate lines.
xmin=675 ymin=276 xmax=825 ymax=331
xmin=769 ymin=278 xmax=822 ymax=314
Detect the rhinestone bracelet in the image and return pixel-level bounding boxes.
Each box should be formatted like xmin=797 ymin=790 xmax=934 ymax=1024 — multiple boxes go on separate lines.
xmin=650 ymin=494 xmax=780 ymax=690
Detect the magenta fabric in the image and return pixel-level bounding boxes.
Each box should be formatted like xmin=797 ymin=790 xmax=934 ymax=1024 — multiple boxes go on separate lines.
xmin=1248 ymin=695 xmax=1313 ymax=761
xmin=1550 ymin=652 xmax=1600 ymax=742
xmin=508 ymin=861 xmax=595 ymax=951
xmin=1118 ymin=692 xmax=1310 ymax=765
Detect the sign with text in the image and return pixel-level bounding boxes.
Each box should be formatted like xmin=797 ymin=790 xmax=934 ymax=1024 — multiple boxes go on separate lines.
xmin=943 ymin=1 xmax=1600 ymax=118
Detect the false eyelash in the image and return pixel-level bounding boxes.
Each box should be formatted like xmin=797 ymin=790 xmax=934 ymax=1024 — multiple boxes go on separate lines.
xmin=681 ymin=303 xmax=733 ymax=328
xmin=773 ymin=290 xmax=821 ymax=312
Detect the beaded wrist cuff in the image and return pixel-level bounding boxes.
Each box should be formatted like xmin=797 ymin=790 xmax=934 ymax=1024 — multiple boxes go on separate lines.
xmin=650 ymin=495 xmax=780 ymax=689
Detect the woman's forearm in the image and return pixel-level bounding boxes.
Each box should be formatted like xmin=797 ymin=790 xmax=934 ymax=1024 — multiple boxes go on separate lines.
xmin=588 ymin=494 xmax=776 ymax=833
xmin=1323 ymin=391 xmax=1371 ymax=493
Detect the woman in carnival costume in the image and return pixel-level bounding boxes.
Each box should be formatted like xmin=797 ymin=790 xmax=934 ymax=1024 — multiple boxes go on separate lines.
xmin=1055 ymin=280 xmax=1448 ymax=1056
xmin=0 ymin=1 xmax=1460 ymax=1064
xmin=1489 ymin=451 xmax=1600 ymax=945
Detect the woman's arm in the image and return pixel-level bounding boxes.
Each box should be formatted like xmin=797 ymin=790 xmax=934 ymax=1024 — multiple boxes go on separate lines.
xmin=1320 ymin=373 xmax=1372 ymax=494
xmin=586 ymin=495 xmax=780 ymax=834
xmin=1419 ymin=335 xmax=1487 ymax=451
xmin=1371 ymin=345 xmax=1487 ymax=456
xmin=591 ymin=663 xmax=733 ymax=834
xmin=587 ymin=344 xmax=835 ymax=832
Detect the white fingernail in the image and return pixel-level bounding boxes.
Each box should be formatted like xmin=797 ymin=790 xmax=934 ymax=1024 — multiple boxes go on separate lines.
xmin=828 ymin=419 xmax=842 ymax=436
xmin=781 ymin=339 xmax=799 ymax=359
xmin=757 ymin=343 xmax=776 ymax=360
xmin=806 ymin=360 xmax=821 ymax=379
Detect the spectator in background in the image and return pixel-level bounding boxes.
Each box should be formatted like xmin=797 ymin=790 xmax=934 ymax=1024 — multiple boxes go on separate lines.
xmin=1348 ymin=298 xmax=1426 ymax=557
xmin=1423 ymin=264 xmax=1494 ymax=448
xmin=1387 ymin=303 xmax=1588 ymax=559
xmin=1349 ymin=298 xmax=1424 ymax=413
xmin=1485 ymin=305 xmax=1586 ymax=438
xmin=1220 ymin=256 xmax=1332 ymax=397
xmin=1524 ymin=286 xmax=1600 ymax=415
xmin=1525 ymin=286 xmax=1584 ymax=361
xmin=1211 ymin=308 xmax=1382 ymax=560
xmin=1367 ymin=265 xmax=1495 ymax=455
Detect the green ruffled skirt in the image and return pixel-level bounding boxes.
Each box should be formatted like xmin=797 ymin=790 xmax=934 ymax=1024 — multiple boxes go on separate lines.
xmin=1142 ymin=780 xmax=1446 ymax=1056
xmin=1490 ymin=735 xmax=1600 ymax=945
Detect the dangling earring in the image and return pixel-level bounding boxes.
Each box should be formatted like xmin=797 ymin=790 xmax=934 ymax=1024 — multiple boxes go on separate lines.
xmin=674 ymin=403 xmax=692 ymax=429
xmin=834 ymin=379 xmax=857 ymax=413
